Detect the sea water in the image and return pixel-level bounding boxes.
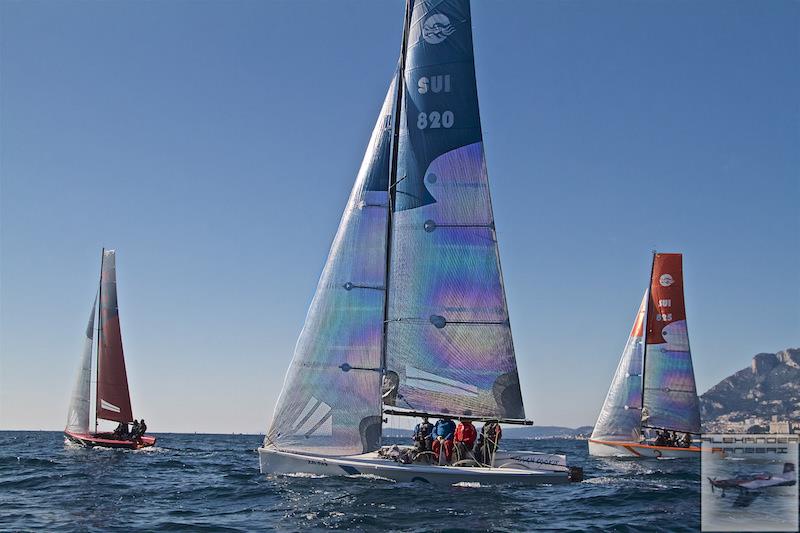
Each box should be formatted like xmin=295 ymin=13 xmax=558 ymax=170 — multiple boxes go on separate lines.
xmin=1 ymin=431 xmax=703 ymax=531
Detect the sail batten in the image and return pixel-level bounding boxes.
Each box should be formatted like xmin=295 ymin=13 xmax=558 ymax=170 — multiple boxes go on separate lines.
xmin=66 ymin=296 xmax=97 ymax=434
xmin=265 ymin=79 xmax=397 ymax=456
xmin=384 ymin=0 xmax=525 ymax=420
xmin=96 ymin=250 xmax=134 ymax=423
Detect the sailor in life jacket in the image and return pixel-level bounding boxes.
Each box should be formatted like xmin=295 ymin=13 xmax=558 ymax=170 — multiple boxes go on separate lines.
xmin=475 ymin=421 xmax=502 ymax=464
xmin=430 ymin=417 xmax=456 ymax=464
xmin=454 ymin=419 xmax=477 ymax=462
xmin=412 ymin=417 xmax=434 ymax=451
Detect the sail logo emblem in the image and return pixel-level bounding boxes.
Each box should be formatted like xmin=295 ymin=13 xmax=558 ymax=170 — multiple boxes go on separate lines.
xmin=659 ymin=274 xmax=674 ymax=287
xmin=422 ymin=14 xmax=455 ymax=44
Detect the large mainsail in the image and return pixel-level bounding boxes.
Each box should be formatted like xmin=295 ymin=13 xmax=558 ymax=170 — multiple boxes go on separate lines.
xmin=384 ymin=0 xmax=525 ymax=419
xmin=96 ymin=250 xmax=134 ymax=423
xmin=591 ymin=291 xmax=647 ymax=442
xmin=66 ymin=296 xmax=97 ymax=434
xmin=642 ymin=253 xmax=700 ymax=434
xmin=266 ymin=80 xmax=396 ymax=455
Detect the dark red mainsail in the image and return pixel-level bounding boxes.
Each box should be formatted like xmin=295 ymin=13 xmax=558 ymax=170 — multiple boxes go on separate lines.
xmin=96 ymin=250 xmax=134 ymax=423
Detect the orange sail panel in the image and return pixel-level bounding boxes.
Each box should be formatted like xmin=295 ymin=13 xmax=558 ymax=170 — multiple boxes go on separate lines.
xmin=96 ymin=250 xmax=134 ymax=423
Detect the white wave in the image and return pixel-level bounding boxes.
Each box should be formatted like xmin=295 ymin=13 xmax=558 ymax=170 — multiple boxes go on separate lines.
xmin=584 ymin=476 xmax=619 ymax=485
xmin=135 ymin=446 xmax=164 ymax=453
xmin=451 ymin=481 xmax=482 ymax=488
xmin=347 ymin=473 xmax=395 ymax=483
xmin=280 ymin=472 xmax=328 ymax=479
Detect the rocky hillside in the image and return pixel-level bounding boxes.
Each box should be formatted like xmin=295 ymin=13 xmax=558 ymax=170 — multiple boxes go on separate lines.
xmin=700 ymin=348 xmax=800 ymax=432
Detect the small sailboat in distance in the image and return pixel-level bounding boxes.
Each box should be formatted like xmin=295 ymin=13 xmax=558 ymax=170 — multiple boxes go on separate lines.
xmin=589 ymin=252 xmax=707 ymax=458
xmin=259 ymin=0 xmax=579 ymax=484
xmin=64 ymin=249 xmax=155 ymax=450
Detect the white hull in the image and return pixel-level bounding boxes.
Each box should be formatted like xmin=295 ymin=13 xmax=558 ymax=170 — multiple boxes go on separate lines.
xmin=259 ymin=446 xmax=572 ymax=485
xmin=588 ymin=438 xmax=708 ymax=458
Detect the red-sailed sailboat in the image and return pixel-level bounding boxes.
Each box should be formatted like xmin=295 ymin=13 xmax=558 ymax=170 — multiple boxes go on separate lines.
xmin=588 ymin=252 xmax=708 ymax=458
xmin=64 ymin=249 xmax=155 ymax=450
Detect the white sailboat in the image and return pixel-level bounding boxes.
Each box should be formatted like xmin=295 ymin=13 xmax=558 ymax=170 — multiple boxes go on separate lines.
xmin=258 ymin=0 xmax=579 ymax=485
xmin=588 ymin=252 xmax=713 ymax=458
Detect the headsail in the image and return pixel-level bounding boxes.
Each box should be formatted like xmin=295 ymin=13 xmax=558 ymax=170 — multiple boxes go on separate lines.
xmin=266 ymin=79 xmax=396 ymax=455
xmin=642 ymin=253 xmax=700 ymax=434
xmin=385 ymin=0 xmax=525 ymax=419
xmin=66 ymin=296 xmax=97 ymax=434
xmin=96 ymin=250 xmax=134 ymax=423
xmin=591 ymin=291 xmax=647 ymax=442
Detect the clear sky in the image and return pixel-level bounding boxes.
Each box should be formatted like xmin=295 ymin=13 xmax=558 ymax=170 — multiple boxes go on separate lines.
xmin=1 ymin=0 xmax=797 ymax=433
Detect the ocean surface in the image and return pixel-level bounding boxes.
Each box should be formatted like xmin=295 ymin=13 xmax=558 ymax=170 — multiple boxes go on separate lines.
xmin=1 ymin=431 xmax=707 ymax=532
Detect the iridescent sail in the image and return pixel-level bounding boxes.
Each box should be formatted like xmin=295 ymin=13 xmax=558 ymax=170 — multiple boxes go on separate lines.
xmin=591 ymin=291 xmax=647 ymax=442
xmin=97 ymin=250 xmax=134 ymax=423
xmin=385 ymin=0 xmax=525 ymax=419
xmin=642 ymin=253 xmax=701 ymax=434
xmin=266 ymin=80 xmax=396 ymax=455
xmin=66 ymin=296 xmax=97 ymax=434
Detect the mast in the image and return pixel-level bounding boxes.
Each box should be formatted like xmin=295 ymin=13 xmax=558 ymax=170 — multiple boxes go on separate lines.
xmin=95 ymin=247 xmax=104 ymax=434
xmin=639 ymin=249 xmax=656 ymax=436
xmin=381 ymin=0 xmax=412 ymax=378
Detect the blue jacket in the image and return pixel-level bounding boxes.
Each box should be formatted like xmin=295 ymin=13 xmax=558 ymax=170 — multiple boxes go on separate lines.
xmin=432 ymin=419 xmax=455 ymax=440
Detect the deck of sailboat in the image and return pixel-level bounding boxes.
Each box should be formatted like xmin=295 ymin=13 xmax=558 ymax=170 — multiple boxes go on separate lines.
xmin=64 ymin=430 xmax=155 ymax=450
xmin=258 ymin=446 xmax=571 ymax=485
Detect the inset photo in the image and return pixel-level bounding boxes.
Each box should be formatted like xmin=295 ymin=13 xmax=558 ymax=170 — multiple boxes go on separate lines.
xmin=702 ymin=435 xmax=798 ymax=532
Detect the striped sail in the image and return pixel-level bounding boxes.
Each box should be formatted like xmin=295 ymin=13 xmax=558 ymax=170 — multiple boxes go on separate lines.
xmin=642 ymin=253 xmax=701 ymax=434
xmin=266 ymin=80 xmax=396 ymax=455
xmin=384 ymin=0 xmax=525 ymax=419
xmin=66 ymin=296 xmax=97 ymax=434
xmin=97 ymin=250 xmax=134 ymax=423
xmin=591 ymin=291 xmax=647 ymax=442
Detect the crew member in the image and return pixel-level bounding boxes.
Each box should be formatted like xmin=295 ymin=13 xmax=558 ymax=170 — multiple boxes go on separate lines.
xmin=680 ymin=432 xmax=692 ymax=448
xmin=130 ymin=420 xmax=140 ymax=440
xmin=475 ymin=421 xmax=502 ymax=465
xmin=412 ymin=417 xmax=433 ymax=452
xmin=453 ymin=419 xmax=477 ymax=462
xmin=430 ymin=417 xmax=456 ymax=464
xmin=113 ymin=422 xmax=128 ymax=438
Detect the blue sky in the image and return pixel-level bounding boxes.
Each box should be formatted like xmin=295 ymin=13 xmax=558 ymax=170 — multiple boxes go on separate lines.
xmin=1 ymin=0 xmax=797 ymax=433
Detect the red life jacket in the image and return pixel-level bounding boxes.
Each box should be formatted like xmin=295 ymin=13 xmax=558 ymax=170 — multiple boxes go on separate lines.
xmin=455 ymin=422 xmax=477 ymax=447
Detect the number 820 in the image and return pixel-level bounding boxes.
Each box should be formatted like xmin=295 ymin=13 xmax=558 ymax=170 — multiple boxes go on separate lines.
xmin=417 ymin=110 xmax=454 ymax=129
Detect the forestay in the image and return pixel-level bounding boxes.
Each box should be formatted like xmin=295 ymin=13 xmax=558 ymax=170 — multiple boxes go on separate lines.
xmin=266 ymin=80 xmax=396 ymax=455
xmin=66 ymin=297 xmax=97 ymax=434
xmin=642 ymin=253 xmax=701 ymax=434
xmin=591 ymin=291 xmax=647 ymax=442
xmin=385 ymin=0 xmax=525 ymax=419
xmin=97 ymin=250 xmax=134 ymax=423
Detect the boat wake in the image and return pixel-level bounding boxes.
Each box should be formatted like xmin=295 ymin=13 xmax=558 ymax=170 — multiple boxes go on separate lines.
xmin=346 ymin=473 xmax=395 ymax=483
xmin=452 ymin=481 xmax=483 ymax=488
xmin=279 ymin=472 xmax=328 ymax=479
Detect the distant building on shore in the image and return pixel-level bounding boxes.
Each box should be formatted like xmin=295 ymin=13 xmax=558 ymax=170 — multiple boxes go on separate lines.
xmin=769 ymin=415 xmax=791 ymax=434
